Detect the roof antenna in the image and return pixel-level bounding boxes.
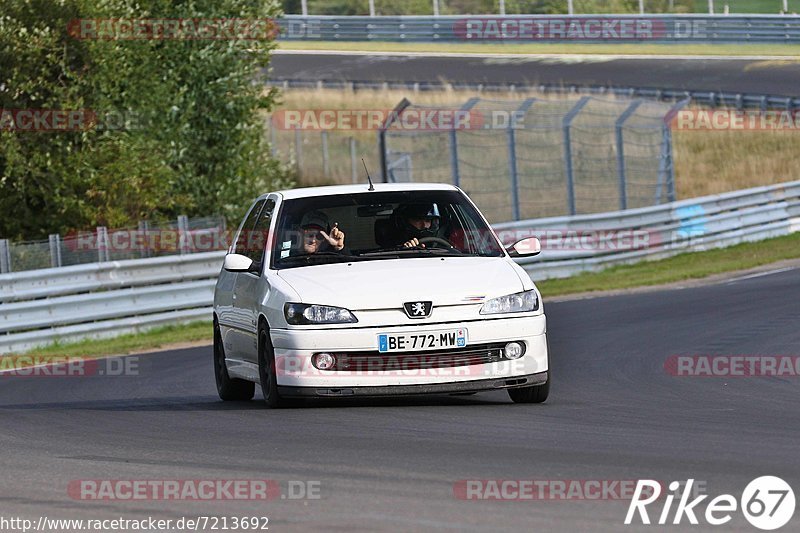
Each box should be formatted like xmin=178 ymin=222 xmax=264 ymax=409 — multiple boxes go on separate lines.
xmin=362 ymin=158 xmax=375 ymax=191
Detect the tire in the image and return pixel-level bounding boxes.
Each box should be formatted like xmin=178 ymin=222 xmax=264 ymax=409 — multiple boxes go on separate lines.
xmin=508 ymin=373 xmax=550 ymax=404
xmin=214 ymin=322 xmax=255 ymax=401
xmin=258 ymin=325 xmax=285 ymax=408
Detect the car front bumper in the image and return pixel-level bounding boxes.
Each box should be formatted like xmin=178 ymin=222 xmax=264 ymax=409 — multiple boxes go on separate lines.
xmin=270 ymin=314 xmax=548 ymax=390
xmin=278 ymin=371 xmax=548 ymax=398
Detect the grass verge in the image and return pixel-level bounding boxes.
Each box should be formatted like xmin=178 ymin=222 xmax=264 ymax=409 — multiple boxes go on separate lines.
xmin=537 ymin=231 xmax=800 ymax=296
xmin=13 ymin=232 xmax=800 ymax=358
xmin=278 ymin=41 xmax=800 ymax=57
xmin=24 ymin=321 xmax=212 ymax=358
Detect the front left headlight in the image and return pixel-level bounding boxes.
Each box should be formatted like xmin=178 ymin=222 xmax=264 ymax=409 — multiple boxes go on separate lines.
xmin=284 ymin=303 xmax=358 ymax=325
xmin=480 ymin=290 xmax=539 ymax=315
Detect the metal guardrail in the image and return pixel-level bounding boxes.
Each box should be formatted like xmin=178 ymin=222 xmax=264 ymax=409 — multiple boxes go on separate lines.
xmin=0 ymin=252 xmax=225 ymax=354
xmin=278 ymin=15 xmax=800 ymax=43
xmin=0 ymin=181 xmax=798 ymax=354
xmin=497 ymin=180 xmax=800 ymax=279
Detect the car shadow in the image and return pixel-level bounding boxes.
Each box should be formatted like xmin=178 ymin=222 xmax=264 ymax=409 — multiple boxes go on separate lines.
xmin=0 ymin=392 xmax=515 ymax=411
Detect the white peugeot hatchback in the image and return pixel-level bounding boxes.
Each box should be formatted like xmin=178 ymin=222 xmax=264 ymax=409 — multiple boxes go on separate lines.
xmin=213 ymin=183 xmax=548 ymax=407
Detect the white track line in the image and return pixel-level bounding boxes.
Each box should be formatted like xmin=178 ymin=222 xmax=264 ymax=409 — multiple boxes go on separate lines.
xmin=274 ymin=49 xmax=800 ymax=61
xmin=724 ymin=266 xmax=798 ymax=284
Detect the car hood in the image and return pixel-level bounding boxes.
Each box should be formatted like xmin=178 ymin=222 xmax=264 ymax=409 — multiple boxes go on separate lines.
xmin=276 ymin=256 xmax=525 ymax=310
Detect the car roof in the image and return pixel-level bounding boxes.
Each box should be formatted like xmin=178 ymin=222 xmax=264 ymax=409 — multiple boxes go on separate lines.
xmin=270 ymin=182 xmax=459 ymax=201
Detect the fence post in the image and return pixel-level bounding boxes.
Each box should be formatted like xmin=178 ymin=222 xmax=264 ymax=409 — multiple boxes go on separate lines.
xmin=0 ymin=239 xmax=10 ymax=273
xmin=269 ymin=116 xmax=277 ymax=157
xmin=656 ymin=125 xmax=678 ymax=204
xmin=659 ymin=98 xmax=688 ymax=204
xmin=321 ymin=130 xmax=330 ymax=179
xmin=379 ymin=98 xmax=412 ymax=182
xmin=294 ymin=127 xmax=302 ymax=175
xmin=48 ymin=233 xmax=62 ymax=268
xmin=138 ymin=220 xmax=150 ymax=258
xmin=615 ymin=100 xmax=643 ymax=211
xmin=506 ymin=98 xmax=536 ymax=221
xmin=178 ymin=215 xmax=190 ymax=255
xmin=96 ymin=226 xmax=109 ymax=263
xmin=562 ymin=96 xmax=590 ymax=216
xmin=449 ymin=130 xmax=461 ymax=188
xmin=449 ymin=97 xmax=481 ymax=188
xmin=349 ymin=137 xmax=358 ymax=183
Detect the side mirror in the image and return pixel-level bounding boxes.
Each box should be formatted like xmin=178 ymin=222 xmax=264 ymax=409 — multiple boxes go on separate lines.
xmin=223 ymin=253 xmax=256 ymax=272
xmin=507 ymin=237 xmax=541 ymax=257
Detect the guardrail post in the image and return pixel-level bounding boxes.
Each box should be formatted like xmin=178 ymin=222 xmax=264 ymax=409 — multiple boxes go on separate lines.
xmin=349 ymin=137 xmax=358 ymax=183
xmin=178 ymin=215 xmax=190 ymax=255
xmin=0 ymin=239 xmax=11 ymax=273
xmin=562 ymin=96 xmax=590 ymax=216
xmin=507 ymin=98 xmax=536 ymax=221
xmin=321 ymin=130 xmax=330 ymax=179
xmin=96 ymin=227 xmax=109 ymax=263
xmin=615 ymin=100 xmax=643 ymax=211
xmin=48 ymin=234 xmax=62 ymax=268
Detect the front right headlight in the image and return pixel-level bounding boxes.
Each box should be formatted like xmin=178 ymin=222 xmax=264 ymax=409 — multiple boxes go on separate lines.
xmin=479 ymin=290 xmax=539 ymax=315
xmin=284 ymin=303 xmax=358 ymax=325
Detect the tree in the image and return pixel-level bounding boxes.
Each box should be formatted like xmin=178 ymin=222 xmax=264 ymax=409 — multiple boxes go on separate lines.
xmin=0 ymin=0 xmax=291 ymax=240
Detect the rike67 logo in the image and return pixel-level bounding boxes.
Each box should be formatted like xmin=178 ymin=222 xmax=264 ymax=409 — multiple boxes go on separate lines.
xmin=625 ymin=477 xmax=795 ymax=530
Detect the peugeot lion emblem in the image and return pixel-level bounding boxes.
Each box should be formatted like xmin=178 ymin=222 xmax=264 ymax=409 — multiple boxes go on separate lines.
xmin=404 ymin=301 xmax=432 ymax=319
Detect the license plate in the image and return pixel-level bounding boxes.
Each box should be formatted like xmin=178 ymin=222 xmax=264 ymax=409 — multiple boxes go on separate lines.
xmin=378 ymin=328 xmax=468 ymax=353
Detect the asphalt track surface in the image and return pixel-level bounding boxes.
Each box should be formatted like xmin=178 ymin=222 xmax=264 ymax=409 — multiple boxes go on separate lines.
xmin=1 ymin=267 xmax=799 ymax=532
xmin=270 ymin=51 xmax=800 ymax=96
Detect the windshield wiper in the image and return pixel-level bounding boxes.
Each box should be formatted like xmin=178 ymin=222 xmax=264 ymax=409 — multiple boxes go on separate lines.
xmin=360 ymin=247 xmax=464 ymax=257
xmin=277 ymin=252 xmax=362 ymax=264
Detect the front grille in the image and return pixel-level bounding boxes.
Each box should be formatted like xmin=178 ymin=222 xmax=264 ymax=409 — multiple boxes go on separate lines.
xmin=326 ymin=342 xmax=517 ymax=372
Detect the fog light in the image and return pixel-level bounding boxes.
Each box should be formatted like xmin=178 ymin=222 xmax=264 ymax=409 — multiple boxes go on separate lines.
xmin=504 ymin=342 xmax=524 ymax=360
xmin=312 ymin=353 xmax=336 ymax=370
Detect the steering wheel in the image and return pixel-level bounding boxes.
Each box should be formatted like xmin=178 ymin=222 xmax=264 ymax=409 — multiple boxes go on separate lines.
xmin=418 ymin=236 xmax=455 ymax=248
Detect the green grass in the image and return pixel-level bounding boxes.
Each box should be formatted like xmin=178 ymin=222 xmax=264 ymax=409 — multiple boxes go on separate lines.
xmin=537 ymin=231 xmax=800 ymax=297
xmin=22 ymin=321 xmax=212 ymax=359
xmin=278 ymin=40 xmax=800 ymax=57
xmin=707 ymin=0 xmax=800 ymax=14
xmin=6 ymin=231 xmax=800 ymax=360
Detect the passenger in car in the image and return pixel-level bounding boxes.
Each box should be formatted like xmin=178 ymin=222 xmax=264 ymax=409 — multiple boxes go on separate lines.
xmin=299 ymin=210 xmax=345 ymax=254
xmin=389 ymin=203 xmax=442 ymax=248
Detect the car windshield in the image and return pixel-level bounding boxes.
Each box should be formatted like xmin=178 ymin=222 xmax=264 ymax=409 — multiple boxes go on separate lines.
xmin=271 ymin=190 xmax=505 ymax=269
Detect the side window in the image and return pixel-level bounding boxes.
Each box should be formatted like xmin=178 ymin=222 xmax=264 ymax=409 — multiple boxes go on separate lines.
xmin=246 ymin=198 xmax=276 ymax=263
xmin=233 ymin=199 xmax=265 ymax=258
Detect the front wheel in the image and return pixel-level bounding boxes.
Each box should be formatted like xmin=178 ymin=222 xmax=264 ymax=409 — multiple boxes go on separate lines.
xmin=214 ymin=323 xmax=255 ymax=401
xmin=508 ymin=374 xmax=549 ymax=404
xmin=258 ymin=327 xmax=286 ymax=408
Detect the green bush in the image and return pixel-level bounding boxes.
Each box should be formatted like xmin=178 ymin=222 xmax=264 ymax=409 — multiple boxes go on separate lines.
xmin=0 ymin=0 xmax=292 ymax=240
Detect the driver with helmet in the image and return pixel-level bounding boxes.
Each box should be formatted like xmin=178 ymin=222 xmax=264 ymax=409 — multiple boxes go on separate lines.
xmin=389 ymin=203 xmax=442 ymax=248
